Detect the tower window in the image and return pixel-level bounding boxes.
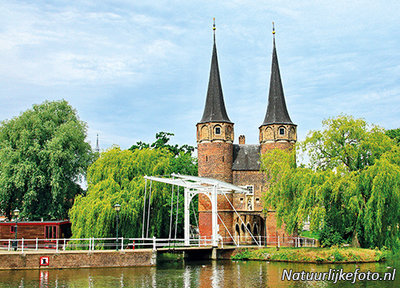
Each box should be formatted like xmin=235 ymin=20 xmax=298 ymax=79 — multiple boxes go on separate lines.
xmin=215 ymin=127 xmax=221 ymax=135
xmin=279 ymin=128 xmax=285 ymax=135
xmin=241 ymin=185 xmax=254 ymax=195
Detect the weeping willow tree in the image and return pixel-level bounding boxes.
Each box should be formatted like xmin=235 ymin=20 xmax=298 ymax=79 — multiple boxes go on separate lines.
xmin=69 ymin=146 xmax=197 ymax=239
xmin=262 ymin=115 xmax=400 ymax=248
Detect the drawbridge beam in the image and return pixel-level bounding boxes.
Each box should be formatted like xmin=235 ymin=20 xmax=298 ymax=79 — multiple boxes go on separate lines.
xmin=143 ymin=174 xmax=250 ymax=247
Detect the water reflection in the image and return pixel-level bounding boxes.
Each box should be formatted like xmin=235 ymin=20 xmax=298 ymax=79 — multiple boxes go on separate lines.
xmin=0 ymin=259 xmax=398 ymax=288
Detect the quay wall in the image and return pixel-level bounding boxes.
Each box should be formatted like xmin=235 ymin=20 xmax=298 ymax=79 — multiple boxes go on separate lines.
xmin=0 ymin=249 xmax=156 ymax=270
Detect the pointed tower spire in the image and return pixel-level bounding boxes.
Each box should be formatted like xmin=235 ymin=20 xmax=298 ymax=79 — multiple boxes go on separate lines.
xmin=259 ymin=22 xmax=297 ymax=152
xmin=199 ymin=18 xmax=232 ymax=124
xmin=261 ymin=22 xmax=293 ymax=126
xmin=95 ymin=134 xmax=100 ymax=153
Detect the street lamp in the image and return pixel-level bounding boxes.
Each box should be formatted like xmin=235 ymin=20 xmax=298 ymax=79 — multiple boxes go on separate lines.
xmin=114 ymin=204 xmax=121 ymax=251
xmin=13 ymin=208 xmax=20 ymax=251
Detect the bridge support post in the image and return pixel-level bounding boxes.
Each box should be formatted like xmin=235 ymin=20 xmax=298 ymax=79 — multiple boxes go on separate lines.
xmin=212 ymin=186 xmax=218 ymax=247
xmin=151 ymin=250 xmax=157 ymax=265
xmin=184 ymin=188 xmax=190 ymax=246
xmin=211 ymin=248 xmax=218 ymax=260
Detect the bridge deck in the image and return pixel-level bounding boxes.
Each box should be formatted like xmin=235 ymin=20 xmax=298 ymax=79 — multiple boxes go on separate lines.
xmin=156 ymin=246 xmax=213 ymax=252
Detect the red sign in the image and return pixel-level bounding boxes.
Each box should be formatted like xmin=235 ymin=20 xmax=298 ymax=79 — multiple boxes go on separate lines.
xmin=39 ymin=256 xmax=49 ymax=266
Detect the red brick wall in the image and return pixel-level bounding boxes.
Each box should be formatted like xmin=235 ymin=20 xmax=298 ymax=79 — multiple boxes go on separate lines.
xmin=198 ymin=141 xmax=234 ymax=243
xmin=232 ymin=170 xmax=265 ymax=212
xmin=198 ymin=211 xmax=234 ymax=243
xmin=198 ymin=192 xmax=235 ymax=243
xmin=197 ymin=137 xmax=296 ymax=245
xmin=265 ymin=211 xmax=293 ymax=246
xmin=197 ymin=142 xmax=233 ymax=183
xmin=0 ymin=250 xmax=154 ymax=269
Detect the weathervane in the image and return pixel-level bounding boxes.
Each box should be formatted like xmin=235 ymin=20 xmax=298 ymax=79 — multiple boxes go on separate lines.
xmin=213 ymin=17 xmax=216 ymax=42
xmin=272 ymin=21 xmax=275 ymax=39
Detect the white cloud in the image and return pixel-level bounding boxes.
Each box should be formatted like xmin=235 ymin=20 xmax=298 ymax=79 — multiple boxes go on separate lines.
xmin=0 ymin=0 xmax=400 ymax=151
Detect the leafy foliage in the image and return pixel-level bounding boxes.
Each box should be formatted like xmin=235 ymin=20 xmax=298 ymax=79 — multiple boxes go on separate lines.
xmin=386 ymin=128 xmax=400 ymax=145
xmin=69 ymin=133 xmax=198 ymax=239
xmin=0 ymin=100 xmax=92 ymax=220
xmin=129 ymin=132 xmax=195 ymax=156
xmin=262 ymin=115 xmax=400 ymax=248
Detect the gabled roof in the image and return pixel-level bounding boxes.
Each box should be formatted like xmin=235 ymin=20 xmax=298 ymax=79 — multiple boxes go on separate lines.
xmin=232 ymin=144 xmax=261 ymax=171
xmin=261 ymin=32 xmax=294 ymax=126
xmin=199 ymin=31 xmax=232 ymax=124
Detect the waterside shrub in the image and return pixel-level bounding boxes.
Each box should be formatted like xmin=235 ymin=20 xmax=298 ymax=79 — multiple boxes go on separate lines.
xmin=231 ymin=247 xmax=387 ymax=263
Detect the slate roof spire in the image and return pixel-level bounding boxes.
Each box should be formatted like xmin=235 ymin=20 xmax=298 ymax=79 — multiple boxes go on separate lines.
xmin=95 ymin=134 xmax=100 ymax=153
xmin=261 ymin=22 xmax=293 ymax=126
xmin=199 ymin=18 xmax=232 ymax=124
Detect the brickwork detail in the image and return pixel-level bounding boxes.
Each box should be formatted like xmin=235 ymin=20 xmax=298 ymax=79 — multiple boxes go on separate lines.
xmin=196 ymin=122 xmax=234 ymax=144
xmin=259 ymin=124 xmax=297 ymax=144
xmin=0 ymin=250 xmax=154 ymax=270
xmin=197 ymin=142 xmax=233 ymax=183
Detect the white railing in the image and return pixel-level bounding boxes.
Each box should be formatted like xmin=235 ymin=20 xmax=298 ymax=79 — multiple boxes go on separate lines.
xmin=0 ymin=236 xmax=215 ymax=253
xmin=211 ymin=235 xmax=317 ymax=248
xmin=0 ymin=235 xmax=316 ymax=253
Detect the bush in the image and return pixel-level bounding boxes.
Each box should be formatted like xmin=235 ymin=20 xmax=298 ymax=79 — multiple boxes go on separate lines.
xmin=231 ymin=249 xmax=252 ymax=260
xmin=319 ymin=226 xmax=345 ymax=247
xmin=332 ymin=249 xmax=344 ymax=262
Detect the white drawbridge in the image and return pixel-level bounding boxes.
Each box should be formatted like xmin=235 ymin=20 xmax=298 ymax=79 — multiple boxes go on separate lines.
xmin=142 ymin=173 xmax=260 ymax=247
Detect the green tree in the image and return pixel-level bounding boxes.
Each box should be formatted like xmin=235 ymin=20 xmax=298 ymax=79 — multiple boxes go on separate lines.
xmin=386 ymin=128 xmax=400 ymax=144
xmin=262 ymin=115 xmax=400 ymax=248
xmin=129 ymin=132 xmax=195 ymax=156
xmin=69 ymin=133 xmax=198 ymax=239
xmin=0 ymin=100 xmax=92 ymax=220
xmin=69 ymin=147 xmax=173 ymax=239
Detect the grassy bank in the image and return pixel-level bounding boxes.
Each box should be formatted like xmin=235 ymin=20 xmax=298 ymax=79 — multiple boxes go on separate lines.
xmin=231 ymin=247 xmax=389 ymax=263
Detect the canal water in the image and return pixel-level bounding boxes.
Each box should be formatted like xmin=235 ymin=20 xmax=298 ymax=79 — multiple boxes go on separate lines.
xmin=0 ymin=258 xmax=398 ymax=287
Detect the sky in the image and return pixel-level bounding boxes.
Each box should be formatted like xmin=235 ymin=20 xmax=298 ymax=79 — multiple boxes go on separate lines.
xmin=1 ymin=0 xmax=399 ymax=152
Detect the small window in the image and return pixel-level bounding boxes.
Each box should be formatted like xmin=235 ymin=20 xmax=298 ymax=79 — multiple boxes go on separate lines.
xmin=10 ymin=226 xmax=16 ymax=233
xmin=247 ymin=198 xmax=253 ymax=210
xmin=45 ymin=226 xmax=57 ymax=239
xmin=241 ymin=185 xmax=254 ymax=195
xmin=222 ymin=156 xmax=224 ymax=162
xmin=206 ymin=156 xmax=208 ymax=162
xmin=240 ymin=198 xmax=244 ymax=203
xmin=215 ymin=127 xmax=221 ymax=135
xmin=256 ymin=198 xmax=260 ymax=203
xmin=279 ymin=128 xmax=285 ymax=135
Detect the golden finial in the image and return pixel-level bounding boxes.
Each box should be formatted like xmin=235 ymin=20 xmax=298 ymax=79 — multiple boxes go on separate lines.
xmin=213 ymin=18 xmax=216 ymax=31
xmin=272 ymin=22 xmax=275 ymax=35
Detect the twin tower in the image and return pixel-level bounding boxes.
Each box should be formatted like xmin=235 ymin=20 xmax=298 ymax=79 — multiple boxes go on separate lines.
xmin=196 ymin=22 xmax=297 ymax=244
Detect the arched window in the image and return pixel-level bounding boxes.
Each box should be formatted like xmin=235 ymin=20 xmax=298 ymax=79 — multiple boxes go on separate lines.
xmin=246 ymin=223 xmax=252 ymax=234
xmin=235 ymin=224 xmax=240 ymax=234
xmin=279 ymin=127 xmax=285 ymax=135
xmin=215 ymin=126 xmax=221 ymax=135
xmin=253 ymin=223 xmax=259 ymax=236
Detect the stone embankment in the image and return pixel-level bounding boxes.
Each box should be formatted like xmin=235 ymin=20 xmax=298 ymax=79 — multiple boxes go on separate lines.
xmin=0 ymin=249 xmax=156 ymax=270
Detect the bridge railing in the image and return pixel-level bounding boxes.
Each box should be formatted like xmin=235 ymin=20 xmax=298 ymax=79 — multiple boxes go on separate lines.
xmin=217 ymin=235 xmax=317 ymax=247
xmin=0 ymin=235 xmax=316 ymax=253
xmin=0 ymin=236 xmax=215 ymax=253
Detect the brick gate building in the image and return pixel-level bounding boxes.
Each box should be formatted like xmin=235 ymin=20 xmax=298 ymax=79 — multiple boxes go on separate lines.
xmin=197 ymin=23 xmax=297 ymax=245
